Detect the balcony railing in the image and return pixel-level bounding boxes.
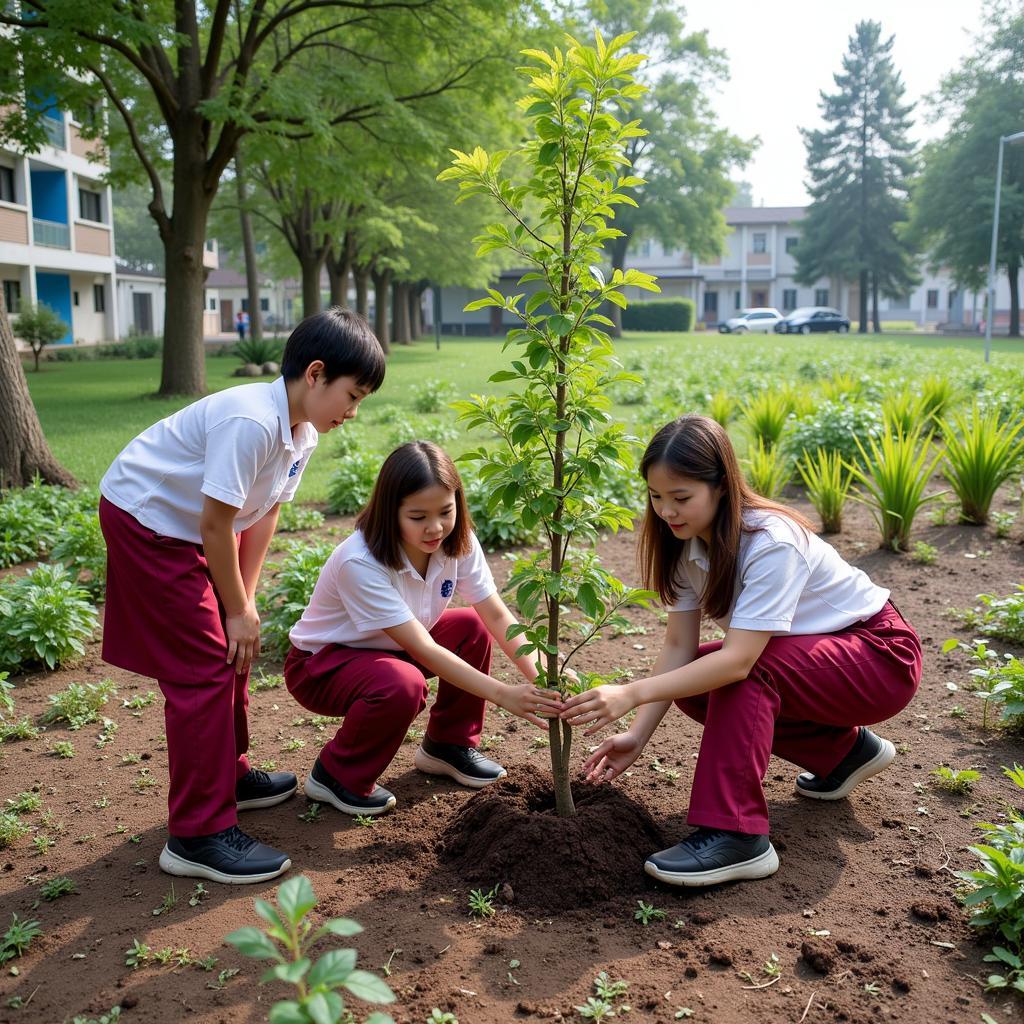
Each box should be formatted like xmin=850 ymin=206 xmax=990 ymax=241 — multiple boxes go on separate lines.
xmin=42 ymin=116 xmax=65 ymax=149
xmin=33 ymin=218 xmax=70 ymax=248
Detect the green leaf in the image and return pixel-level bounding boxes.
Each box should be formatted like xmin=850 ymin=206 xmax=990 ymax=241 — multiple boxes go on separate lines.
xmin=538 ymin=141 xmax=559 ymax=165
xmin=308 ymin=948 xmax=357 ymax=989
xmin=304 ymin=992 xmax=337 ymax=1024
xmin=941 ymin=638 xmax=959 ymax=653
xmin=548 ymin=314 xmax=573 ymax=336
xmin=262 ymin=959 xmax=312 ymax=985
xmin=268 ymin=1001 xmax=308 ymax=1024
xmin=343 ymin=969 xmax=396 ymax=1004
xmin=277 ymin=875 xmax=317 ymax=925
xmin=225 ymin=927 xmax=280 ymax=960
xmin=315 ymin=918 xmax=364 ymax=939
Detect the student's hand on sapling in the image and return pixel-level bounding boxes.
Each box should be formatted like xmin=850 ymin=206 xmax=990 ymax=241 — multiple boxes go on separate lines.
xmin=581 ymin=732 xmax=645 ymax=783
xmin=497 ymin=682 xmax=565 ymax=730
xmin=560 ymin=683 xmax=635 ymax=735
xmin=225 ymin=602 xmax=261 ymax=674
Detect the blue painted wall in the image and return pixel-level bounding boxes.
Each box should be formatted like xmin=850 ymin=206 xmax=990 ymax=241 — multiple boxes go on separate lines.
xmin=29 ymin=169 xmax=67 ymax=224
xmin=35 ymin=272 xmax=73 ymax=345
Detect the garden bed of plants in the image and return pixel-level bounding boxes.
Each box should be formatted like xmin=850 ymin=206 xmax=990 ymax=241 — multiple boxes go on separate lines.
xmin=0 ymin=481 xmax=1022 ymax=1024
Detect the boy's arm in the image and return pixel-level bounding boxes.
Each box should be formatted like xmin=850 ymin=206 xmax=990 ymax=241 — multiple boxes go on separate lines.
xmin=200 ymin=496 xmax=259 ymax=673
xmin=238 ymin=503 xmax=281 ymax=602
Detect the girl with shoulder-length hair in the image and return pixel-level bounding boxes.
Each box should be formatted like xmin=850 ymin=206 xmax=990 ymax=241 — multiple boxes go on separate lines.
xmin=559 ymin=414 xmax=922 ymax=887
xmin=285 ymin=441 xmax=563 ymax=817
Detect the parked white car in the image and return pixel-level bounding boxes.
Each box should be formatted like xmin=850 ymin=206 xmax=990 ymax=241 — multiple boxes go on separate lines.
xmin=718 ymin=308 xmax=784 ymax=334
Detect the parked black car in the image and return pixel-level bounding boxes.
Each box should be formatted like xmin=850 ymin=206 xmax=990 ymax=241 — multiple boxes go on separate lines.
xmin=774 ymin=306 xmax=851 ymax=334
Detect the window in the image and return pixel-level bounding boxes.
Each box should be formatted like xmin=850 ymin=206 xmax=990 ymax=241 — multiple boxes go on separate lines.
xmin=782 ymin=288 xmax=797 ymax=310
xmin=208 ymin=295 xmax=217 ymax=311
xmin=814 ymin=288 xmax=829 ymax=306
xmin=785 ymin=236 xmax=799 ymax=255
xmin=73 ymin=290 xmax=79 ymax=307
xmin=78 ymin=187 xmax=102 ymax=222
xmin=639 ymin=239 xmax=651 ymax=257
xmin=752 ymin=232 xmax=767 ymax=254
xmin=93 ymin=283 xmax=105 ymax=313
xmin=204 ymin=239 xmax=216 ymax=252
xmin=3 ymin=280 xmax=21 ymax=315
xmin=703 ymin=291 xmax=718 ymax=316
xmin=0 ymin=165 xmax=14 ymax=204
xmin=734 ymin=290 xmax=741 ymax=310
xmin=260 ymin=297 xmax=270 ymax=312
xmin=927 ymin=289 xmax=939 ymax=309
xmin=240 ymin=297 xmax=249 ymax=312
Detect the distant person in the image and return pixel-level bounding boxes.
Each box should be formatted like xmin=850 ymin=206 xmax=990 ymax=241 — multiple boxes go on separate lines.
xmin=236 ymin=309 xmax=248 ymax=342
xmin=285 ymin=441 xmax=564 ymax=817
xmin=559 ymin=414 xmax=922 ymax=888
xmin=98 ymin=308 xmax=385 ymax=884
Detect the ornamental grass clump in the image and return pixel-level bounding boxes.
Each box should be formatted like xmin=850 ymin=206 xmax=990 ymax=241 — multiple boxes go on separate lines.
xmin=742 ymin=390 xmax=793 ymax=451
xmin=939 ymin=404 xmax=1024 ymax=525
xmin=440 ymin=31 xmax=657 ymax=817
xmin=797 ymin=447 xmax=852 ymax=534
xmin=881 ymin=388 xmax=929 ymax=438
xmin=849 ymin=423 xmax=945 ymax=551
xmin=743 ymin=438 xmax=792 ymax=499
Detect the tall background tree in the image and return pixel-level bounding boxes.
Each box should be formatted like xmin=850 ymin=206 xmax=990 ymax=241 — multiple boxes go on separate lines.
xmin=0 ymin=0 xmax=512 ymax=395
xmin=910 ymin=0 xmax=1024 ymax=337
xmin=575 ymin=0 xmax=753 ymax=333
xmin=795 ymin=20 xmax=918 ymax=334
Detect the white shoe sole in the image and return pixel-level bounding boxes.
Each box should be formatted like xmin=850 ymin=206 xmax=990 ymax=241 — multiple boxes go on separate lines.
xmin=414 ymin=746 xmax=506 ymax=789
xmin=795 ymin=737 xmax=896 ymax=801
xmin=158 ymin=844 xmax=291 ymax=885
xmin=644 ymin=843 xmax=780 ymax=887
xmin=237 ymin=781 xmax=298 ymax=811
xmin=303 ymin=775 xmax=396 ymax=816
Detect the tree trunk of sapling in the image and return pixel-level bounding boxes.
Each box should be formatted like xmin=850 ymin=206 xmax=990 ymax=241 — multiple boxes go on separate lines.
xmin=1008 ymin=260 xmax=1020 ymax=338
xmin=236 ymin=150 xmax=262 ymax=343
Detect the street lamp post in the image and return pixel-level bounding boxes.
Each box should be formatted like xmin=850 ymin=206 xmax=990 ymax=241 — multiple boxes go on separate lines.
xmin=984 ymin=129 xmax=1024 ymax=363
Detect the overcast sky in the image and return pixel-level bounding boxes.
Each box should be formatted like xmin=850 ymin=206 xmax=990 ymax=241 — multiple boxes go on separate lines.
xmin=681 ymin=0 xmax=990 ymax=206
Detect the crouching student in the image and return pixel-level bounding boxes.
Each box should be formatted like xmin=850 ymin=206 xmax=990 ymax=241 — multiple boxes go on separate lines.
xmin=285 ymin=441 xmax=564 ymax=816
xmin=559 ymin=414 xmax=922 ymax=887
xmin=99 ymin=308 xmax=386 ymax=884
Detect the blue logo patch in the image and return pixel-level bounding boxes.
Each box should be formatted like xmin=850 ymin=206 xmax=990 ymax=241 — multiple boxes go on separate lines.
xmin=288 ymin=459 xmax=301 ymax=478
xmin=440 ymin=579 xmax=454 ymax=598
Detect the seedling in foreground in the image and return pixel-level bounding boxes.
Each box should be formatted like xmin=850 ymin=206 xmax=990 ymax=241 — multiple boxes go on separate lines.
xmin=226 ymin=874 xmax=395 ymax=1024
xmin=593 ymin=970 xmax=629 ymax=1001
xmin=931 ymin=766 xmax=980 ymax=793
xmin=575 ymin=997 xmax=615 ymax=1021
xmin=0 ymin=813 xmax=31 ymax=848
xmin=911 ymin=541 xmax=937 ymax=565
xmin=634 ymin=900 xmax=666 ymax=925
xmin=468 ymin=885 xmax=499 ymax=919
xmin=427 ymin=1011 xmax=458 ymax=1024
xmin=39 ymin=875 xmax=76 ymax=901
xmin=299 ymin=802 xmax=323 ymax=824
xmin=0 ymin=914 xmax=42 ymax=963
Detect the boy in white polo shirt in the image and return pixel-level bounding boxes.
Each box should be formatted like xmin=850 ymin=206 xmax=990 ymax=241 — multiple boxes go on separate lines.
xmin=560 ymin=415 xmax=922 ymax=888
xmin=98 ymin=307 xmax=385 ymax=884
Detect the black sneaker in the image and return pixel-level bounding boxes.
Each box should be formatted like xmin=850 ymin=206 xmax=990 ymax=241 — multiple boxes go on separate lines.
xmin=795 ymin=727 xmax=896 ymax=801
xmin=414 ymin=735 xmax=506 ymax=789
xmin=237 ymin=768 xmax=298 ymax=811
xmin=644 ymin=828 xmax=779 ymax=887
xmin=303 ymin=758 xmax=396 ymax=816
xmin=159 ymin=825 xmax=291 ymax=885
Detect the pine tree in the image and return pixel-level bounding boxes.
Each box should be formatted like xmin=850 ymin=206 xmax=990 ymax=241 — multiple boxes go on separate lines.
xmin=796 ymin=21 xmax=918 ymax=333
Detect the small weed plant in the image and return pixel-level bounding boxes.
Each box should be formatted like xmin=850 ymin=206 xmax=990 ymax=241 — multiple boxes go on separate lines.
xmin=0 ymin=563 xmax=98 ymax=671
xmin=277 ymin=502 xmax=325 ymax=533
xmin=0 ymin=812 xmax=30 ymax=848
xmin=939 ymin=404 xmax=1024 ymax=525
xmin=957 ymin=765 xmax=1024 ymax=993
xmin=943 ymin=639 xmax=1024 ymax=730
xmin=426 ymin=1011 xmax=458 ymax=1024
xmin=849 ymin=423 xmax=945 ymax=551
xmin=258 ymin=541 xmax=334 ymax=657
xmin=931 ymin=766 xmax=980 ymax=793
xmin=959 ymin=586 xmax=1024 ymax=646
xmin=39 ymin=876 xmax=76 ymax=901
xmin=575 ymin=998 xmax=615 ymax=1021
xmin=633 ymin=900 xmax=666 ymax=925
xmin=0 ymin=914 xmax=41 ymax=964
xmin=797 ymin=447 xmax=852 ymax=533
xmin=226 ymin=874 xmax=395 ymax=1024
xmin=911 ymin=541 xmax=938 ymax=565
xmin=42 ymin=679 xmax=116 ymax=730
xmin=468 ymin=885 xmax=499 ymax=919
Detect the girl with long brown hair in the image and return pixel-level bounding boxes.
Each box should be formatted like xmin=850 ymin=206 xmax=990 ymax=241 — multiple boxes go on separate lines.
xmin=285 ymin=441 xmax=563 ymax=817
xmin=559 ymin=414 xmax=922 ymax=887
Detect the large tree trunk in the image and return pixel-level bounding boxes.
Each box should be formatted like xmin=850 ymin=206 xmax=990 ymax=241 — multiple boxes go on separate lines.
xmin=410 ymin=283 xmax=425 ymax=339
xmin=354 ymin=265 xmax=370 ymax=318
xmin=0 ymin=290 xmax=76 ymax=489
xmin=857 ymin=268 xmax=869 ymax=334
xmin=159 ymin=124 xmax=216 ymax=395
xmin=1008 ymin=261 xmax=1020 ymax=338
xmin=607 ymin=233 xmax=630 ymax=337
xmin=327 ymin=233 xmax=353 ymax=308
xmin=392 ymin=281 xmax=411 ymax=344
xmin=871 ymin=272 xmax=880 ymax=334
xmin=235 ymin=150 xmax=262 ymax=343
xmin=300 ymin=255 xmax=325 ymax=321
xmin=371 ymin=266 xmax=392 ymax=353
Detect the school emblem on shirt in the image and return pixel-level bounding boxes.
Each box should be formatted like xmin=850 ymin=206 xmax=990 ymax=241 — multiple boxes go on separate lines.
xmin=440 ymin=579 xmax=454 ymax=598
xmin=288 ymin=459 xmax=301 ymax=478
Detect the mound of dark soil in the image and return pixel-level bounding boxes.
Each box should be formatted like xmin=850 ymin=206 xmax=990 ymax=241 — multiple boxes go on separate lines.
xmin=439 ymin=765 xmax=666 ymax=911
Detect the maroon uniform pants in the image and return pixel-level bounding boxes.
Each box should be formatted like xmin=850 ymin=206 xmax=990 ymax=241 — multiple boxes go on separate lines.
xmin=676 ymin=602 xmax=922 ymax=835
xmin=285 ymin=607 xmax=490 ymax=796
xmin=99 ymin=497 xmax=251 ymax=837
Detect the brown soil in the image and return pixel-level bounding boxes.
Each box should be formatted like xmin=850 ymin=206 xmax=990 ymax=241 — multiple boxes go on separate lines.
xmin=1 ymin=488 xmax=1023 ymax=1024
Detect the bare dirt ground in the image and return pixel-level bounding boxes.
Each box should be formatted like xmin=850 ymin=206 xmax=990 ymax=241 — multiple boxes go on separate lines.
xmin=1 ymin=489 xmax=1022 ymax=1024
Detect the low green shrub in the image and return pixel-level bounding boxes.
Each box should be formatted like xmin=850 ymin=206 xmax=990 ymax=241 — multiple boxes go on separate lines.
xmin=258 ymin=541 xmax=334 ymax=658
xmin=411 ymin=378 xmax=457 ymax=414
xmin=41 ymin=679 xmax=116 ymax=730
xmin=0 ymin=482 xmax=97 ymax=568
xmin=785 ymin=401 xmax=883 ymax=467
xmin=325 ymin=453 xmax=379 ymax=515
xmin=0 ymin=563 xmax=98 ymax=672
xmin=277 ymin=503 xmax=325 ymax=533
xmin=234 ymin=336 xmax=283 ymax=365
xmin=464 ymin=474 xmax=540 ymax=550
xmin=622 ymin=299 xmax=694 ymax=332
xmin=50 ymin=510 xmax=106 ymax=597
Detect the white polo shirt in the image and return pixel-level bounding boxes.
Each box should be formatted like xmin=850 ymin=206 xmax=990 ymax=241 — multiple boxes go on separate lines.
xmin=289 ymin=529 xmax=497 ymax=654
xmin=100 ymin=376 xmax=318 ymax=543
xmin=670 ymin=510 xmax=889 ymax=635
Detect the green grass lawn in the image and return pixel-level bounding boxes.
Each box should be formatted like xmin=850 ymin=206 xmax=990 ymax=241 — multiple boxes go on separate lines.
xmin=26 ymin=330 xmax=1024 ymax=503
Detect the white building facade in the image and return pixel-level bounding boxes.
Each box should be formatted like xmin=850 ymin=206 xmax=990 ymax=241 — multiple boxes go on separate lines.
xmin=0 ymin=94 xmax=118 ymax=345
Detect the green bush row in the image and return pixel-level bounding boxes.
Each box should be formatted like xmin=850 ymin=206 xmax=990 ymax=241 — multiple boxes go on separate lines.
xmin=622 ymin=299 xmax=695 ymax=332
